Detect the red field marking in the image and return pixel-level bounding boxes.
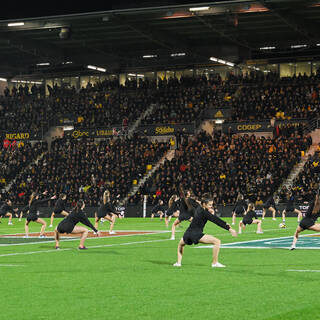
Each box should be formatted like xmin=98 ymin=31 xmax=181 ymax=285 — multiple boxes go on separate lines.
xmin=0 ymin=231 xmax=156 ymax=238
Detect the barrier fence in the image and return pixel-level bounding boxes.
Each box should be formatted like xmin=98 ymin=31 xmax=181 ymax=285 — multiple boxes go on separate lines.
xmin=17 ymin=203 xmax=306 ymax=219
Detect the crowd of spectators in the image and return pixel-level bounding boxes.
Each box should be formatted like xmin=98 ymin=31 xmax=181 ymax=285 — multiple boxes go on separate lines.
xmin=1 ymin=71 xmax=320 ymax=137
xmin=7 ymin=136 xmax=170 ymax=207
xmin=141 ymin=75 xmax=235 ymax=125
xmin=129 ymin=130 xmax=311 ymax=206
xmin=0 ymin=141 xmax=47 ymax=189
xmin=284 ymin=143 xmax=320 ymax=202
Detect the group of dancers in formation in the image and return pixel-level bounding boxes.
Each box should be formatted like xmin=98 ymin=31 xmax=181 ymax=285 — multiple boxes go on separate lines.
xmin=150 ymin=188 xmax=320 ymax=265
xmin=0 ymin=185 xmax=320 ymax=264
xmin=0 ymin=189 xmax=122 ymax=249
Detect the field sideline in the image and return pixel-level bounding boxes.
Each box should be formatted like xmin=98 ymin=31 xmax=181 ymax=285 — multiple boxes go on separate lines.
xmin=0 ymin=217 xmax=318 ymax=320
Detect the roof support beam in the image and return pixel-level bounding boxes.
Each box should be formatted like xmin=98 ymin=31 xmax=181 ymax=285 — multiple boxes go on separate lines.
xmin=261 ymin=1 xmax=318 ymax=42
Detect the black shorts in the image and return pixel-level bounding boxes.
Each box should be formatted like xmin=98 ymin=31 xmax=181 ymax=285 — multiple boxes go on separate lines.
xmin=242 ymin=218 xmax=253 ymax=226
xmin=178 ymin=210 xmax=192 ymax=222
xmin=183 ymin=231 xmax=204 ymax=245
xmin=234 ymin=207 xmax=245 ymax=215
xmin=97 ymin=209 xmax=111 ymax=219
xmin=263 ymin=204 xmax=275 ymax=209
xmin=27 ymin=213 xmax=39 ymax=222
xmin=299 ymin=217 xmax=315 ymax=230
xmin=285 ymin=206 xmax=295 ymax=212
xmin=151 ymin=211 xmax=163 ymax=216
xmin=57 ymin=221 xmax=74 ymax=234
xmin=53 ymin=208 xmax=63 ymax=214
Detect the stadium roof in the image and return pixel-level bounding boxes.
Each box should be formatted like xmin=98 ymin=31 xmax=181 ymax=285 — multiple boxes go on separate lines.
xmin=1 ymin=0 xmax=320 ymax=79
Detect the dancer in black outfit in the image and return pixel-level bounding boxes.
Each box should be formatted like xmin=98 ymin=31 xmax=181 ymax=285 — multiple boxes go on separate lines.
xmin=165 ymin=195 xmax=180 ymax=227
xmin=94 ymin=190 xmax=120 ymax=234
xmin=238 ymin=203 xmax=263 ymax=234
xmin=150 ymin=200 xmax=166 ymax=220
xmin=49 ymin=194 xmax=69 ymax=228
xmin=170 ymin=188 xmax=198 ymax=240
xmin=0 ymin=200 xmax=17 ymax=225
xmin=173 ymin=195 xmax=237 ymax=268
xmin=18 ymin=205 xmax=29 ymax=222
xmin=25 ymin=192 xmax=56 ymax=238
xmin=290 ymin=193 xmax=320 ymax=250
xmin=55 ymin=200 xmax=100 ymax=249
xmin=281 ymin=192 xmax=302 ymax=223
xmin=262 ymin=195 xmax=278 ymax=220
xmin=232 ymin=194 xmax=247 ymax=225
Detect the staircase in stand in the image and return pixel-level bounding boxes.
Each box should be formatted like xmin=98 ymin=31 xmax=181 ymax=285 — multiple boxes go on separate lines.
xmin=122 ymin=148 xmax=175 ymax=204
xmin=4 ymin=151 xmax=46 ymax=193
xmin=278 ymin=128 xmax=320 ymax=191
xmin=127 ymin=103 xmax=156 ymax=138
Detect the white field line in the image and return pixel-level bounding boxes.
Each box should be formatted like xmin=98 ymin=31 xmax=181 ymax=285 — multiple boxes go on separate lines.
xmin=287 ymin=269 xmax=320 ymax=272
xmin=0 ymin=230 xmax=171 ymax=236
xmin=0 ymin=264 xmax=25 ymax=267
xmin=0 ymin=238 xmax=171 ymax=258
xmin=0 ymin=230 xmax=170 ymax=247
xmin=196 ymin=233 xmax=320 ymax=249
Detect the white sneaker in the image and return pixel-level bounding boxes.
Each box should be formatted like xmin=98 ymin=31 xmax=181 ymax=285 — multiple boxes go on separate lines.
xmin=262 ymin=217 xmax=265 ymax=220
xmin=256 ymin=231 xmax=264 ymax=234
xmin=212 ymin=262 xmax=226 ymax=268
xmin=170 ymin=236 xmax=175 ymax=240
xmin=232 ymin=222 xmax=235 ymax=225
xmin=8 ymin=222 xmax=13 ymax=225
xmin=23 ymin=235 xmax=29 ymax=238
xmin=39 ymin=235 xmax=46 ymax=238
xmin=272 ymin=218 xmax=276 ymax=221
xmin=19 ymin=218 xmax=22 ymax=222
xmin=49 ymin=224 xmax=53 ymax=228
xmin=238 ymin=230 xmax=242 ymax=234
xmin=109 ymin=231 xmax=116 ymax=234
xmin=290 ymin=245 xmax=296 ymax=250
xmin=173 ymin=262 xmax=181 ymax=267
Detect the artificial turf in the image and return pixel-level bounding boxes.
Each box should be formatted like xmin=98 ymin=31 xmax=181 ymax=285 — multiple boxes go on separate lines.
xmin=0 ymin=217 xmax=318 ymax=320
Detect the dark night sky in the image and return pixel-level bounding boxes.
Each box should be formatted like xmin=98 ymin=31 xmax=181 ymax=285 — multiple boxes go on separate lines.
xmin=0 ymin=0 xmax=216 ymax=20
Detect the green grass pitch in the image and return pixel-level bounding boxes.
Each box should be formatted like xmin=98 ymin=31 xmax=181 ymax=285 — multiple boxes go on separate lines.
xmin=0 ymin=217 xmax=319 ymax=320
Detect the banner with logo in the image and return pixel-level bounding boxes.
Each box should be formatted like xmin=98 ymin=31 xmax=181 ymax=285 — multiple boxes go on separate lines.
xmin=222 ymin=119 xmax=309 ymax=134
xmin=138 ymin=124 xmax=195 ymax=136
xmin=222 ymin=121 xmax=272 ymax=133
xmin=275 ymin=119 xmax=308 ymax=127
xmin=65 ymin=127 xmax=124 ymax=139
xmin=1 ymin=131 xmax=41 ymax=140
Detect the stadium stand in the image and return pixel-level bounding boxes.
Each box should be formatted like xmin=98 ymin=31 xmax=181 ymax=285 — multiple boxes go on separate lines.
xmin=8 ymin=136 xmax=170 ymax=207
xmin=132 ymin=130 xmax=312 ymax=206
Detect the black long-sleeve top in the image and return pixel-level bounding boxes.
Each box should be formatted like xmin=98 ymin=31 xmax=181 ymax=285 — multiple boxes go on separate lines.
xmin=167 ymin=200 xmax=180 ymax=215
xmin=186 ymin=207 xmax=230 ymax=234
xmin=264 ymin=197 xmax=277 ymax=210
xmin=98 ymin=201 xmax=117 ymax=215
xmin=244 ymin=209 xmax=258 ymax=220
xmin=29 ymin=197 xmax=52 ymax=214
xmin=151 ymin=204 xmax=166 ymax=213
xmin=54 ymin=199 xmax=66 ymax=210
xmin=0 ymin=203 xmax=14 ymax=215
xmin=232 ymin=200 xmax=247 ymax=212
xmin=305 ymin=201 xmax=320 ymax=222
xmin=63 ymin=209 xmax=98 ymax=233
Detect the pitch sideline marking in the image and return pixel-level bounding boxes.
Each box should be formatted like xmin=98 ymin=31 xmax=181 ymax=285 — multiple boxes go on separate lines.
xmin=0 ymin=230 xmax=171 ymax=247
xmin=287 ymin=269 xmax=320 ymax=272
xmin=0 ymin=238 xmax=171 ymax=258
xmin=196 ymin=233 xmax=320 ymax=249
